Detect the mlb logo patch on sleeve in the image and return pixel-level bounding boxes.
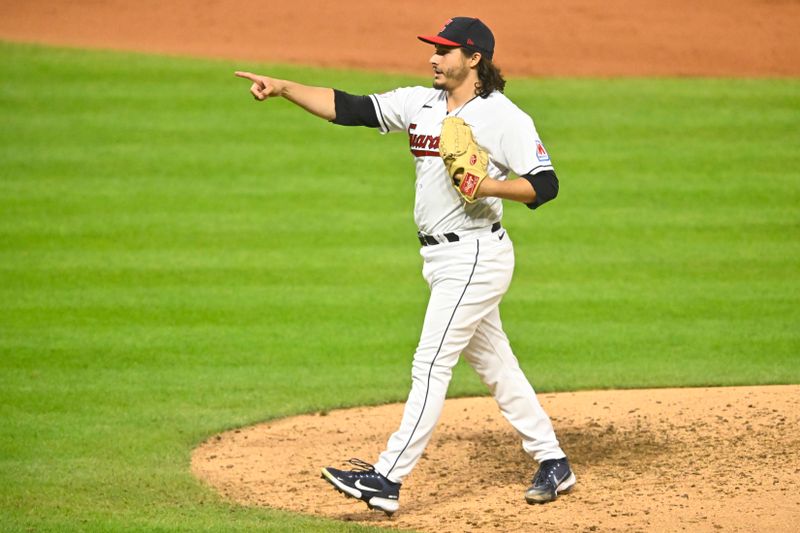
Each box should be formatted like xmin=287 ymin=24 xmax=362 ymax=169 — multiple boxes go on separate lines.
xmin=535 ymin=140 xmax=550 ymax=162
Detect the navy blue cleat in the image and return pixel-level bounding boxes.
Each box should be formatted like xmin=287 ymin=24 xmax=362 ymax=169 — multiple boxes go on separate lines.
xmin=321 ymin=458 xmax=401 ymax=516
xmin=525 ymin=457 xmax=576 ymax=504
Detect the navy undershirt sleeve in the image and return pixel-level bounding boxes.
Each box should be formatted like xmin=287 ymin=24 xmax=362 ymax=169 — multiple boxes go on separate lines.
xmin=521 ymin=169 xmax=559 ymax=210
xmin=331 ymin=89 xmax=380 ymax=127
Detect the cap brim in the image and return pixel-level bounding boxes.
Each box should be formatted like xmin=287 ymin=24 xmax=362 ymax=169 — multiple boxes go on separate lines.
xmin=417 ymin=35 xmax=461 ymax=47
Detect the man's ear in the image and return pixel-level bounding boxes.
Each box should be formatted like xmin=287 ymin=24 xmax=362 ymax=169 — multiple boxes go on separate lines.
xmin=469 ymin=52 xmax=482 ymax=68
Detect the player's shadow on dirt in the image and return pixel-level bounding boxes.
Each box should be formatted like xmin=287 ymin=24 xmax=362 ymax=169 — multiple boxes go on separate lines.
xmin=557 ymin=422 xmax=670 ymax=469
xmin=431 ymin=421 xmax=670 ymax=486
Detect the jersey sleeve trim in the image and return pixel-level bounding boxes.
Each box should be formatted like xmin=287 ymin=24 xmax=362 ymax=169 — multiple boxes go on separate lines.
xmin=523 ymin=163 xmax=555 ymax=176
xmin=368 ymin=94 xmax=391 ymax=133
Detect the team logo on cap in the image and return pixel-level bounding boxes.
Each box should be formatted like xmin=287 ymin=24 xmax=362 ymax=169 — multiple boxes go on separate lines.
xmin=469 ymin=154 xmax=477 ymax=165
xmin=535 ymin=140 xmax=550 ymax=161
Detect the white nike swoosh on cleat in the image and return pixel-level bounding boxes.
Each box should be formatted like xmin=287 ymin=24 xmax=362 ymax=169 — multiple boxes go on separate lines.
xmin=557 ymin=472 xmax=577 ymax=492
xmin=322 ymin=468 xmax=362 ymax=499
xmin=354 ymin=480 xmax=382 ymax=493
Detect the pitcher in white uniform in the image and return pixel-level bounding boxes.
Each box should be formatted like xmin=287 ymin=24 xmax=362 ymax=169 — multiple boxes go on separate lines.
xmin=235 ymin=16 xmax=575 ymax=516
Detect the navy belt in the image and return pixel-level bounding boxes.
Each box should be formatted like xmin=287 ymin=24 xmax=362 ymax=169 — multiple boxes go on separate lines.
xmin=418 ymin=222 xmax=502 ymax=247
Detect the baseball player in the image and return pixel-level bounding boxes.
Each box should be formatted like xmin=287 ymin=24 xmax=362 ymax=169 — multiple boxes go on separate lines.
xmin=236 ymin=16 xmax=574 ymax=516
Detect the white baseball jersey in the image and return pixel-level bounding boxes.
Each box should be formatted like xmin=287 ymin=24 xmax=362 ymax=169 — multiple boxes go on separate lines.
xmin=369 ymin=87 xmax=554 ymax=235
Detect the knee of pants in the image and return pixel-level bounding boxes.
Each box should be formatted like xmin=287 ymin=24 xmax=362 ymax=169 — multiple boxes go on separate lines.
xmin=411 ymin=339 xmax=461 ymax=365
xmin=475 ymin=370 xmax=501 ymax=393
xmin=411 ymin=356 xmax=455 ymax=379
xmin=467 ymin=360 xmax=515 ymax=392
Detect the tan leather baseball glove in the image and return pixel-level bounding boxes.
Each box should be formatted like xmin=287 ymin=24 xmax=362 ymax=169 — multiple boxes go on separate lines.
xmin=439 ymin=117 xmax=489 ymax=203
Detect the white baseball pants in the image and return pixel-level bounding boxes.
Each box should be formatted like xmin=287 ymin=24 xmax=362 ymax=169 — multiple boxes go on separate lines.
xmin=374 ymin=229 xmax=566 ymax=484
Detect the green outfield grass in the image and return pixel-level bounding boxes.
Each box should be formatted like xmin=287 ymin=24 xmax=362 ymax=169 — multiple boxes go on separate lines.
xmin=1 ymin=42 xmax=798 ymax=531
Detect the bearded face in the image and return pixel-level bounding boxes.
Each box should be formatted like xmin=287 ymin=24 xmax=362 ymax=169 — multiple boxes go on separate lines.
xmin=430 ymin=46 xmax=471 ymax=91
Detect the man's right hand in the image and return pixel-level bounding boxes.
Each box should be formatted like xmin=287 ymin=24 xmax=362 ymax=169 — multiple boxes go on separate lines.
xmin=233 ymin=71 xmax=335 ymax=120
xmin=234 ymin=71 xmax=284 ymax=101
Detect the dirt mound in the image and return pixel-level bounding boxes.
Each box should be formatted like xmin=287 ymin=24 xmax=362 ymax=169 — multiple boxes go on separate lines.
xmin=193 ymin=385 xmax=800 ymax=532
xmin=1 ymin=0 xmax=799 ymax=76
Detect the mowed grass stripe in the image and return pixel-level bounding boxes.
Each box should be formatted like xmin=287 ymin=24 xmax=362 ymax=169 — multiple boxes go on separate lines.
xmin=1 ymin=42 xmax=799 ymax=531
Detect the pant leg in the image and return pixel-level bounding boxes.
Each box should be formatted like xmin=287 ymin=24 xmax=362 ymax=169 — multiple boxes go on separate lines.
xmin=374 ymin=236 xmax=512 ymax=483
xmin=462 ymin=306 xmax=566 ymax=463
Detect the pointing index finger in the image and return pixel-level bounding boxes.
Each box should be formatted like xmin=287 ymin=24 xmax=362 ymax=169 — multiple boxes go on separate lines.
xmin=235 ymin=71 xmax=263 ymax=85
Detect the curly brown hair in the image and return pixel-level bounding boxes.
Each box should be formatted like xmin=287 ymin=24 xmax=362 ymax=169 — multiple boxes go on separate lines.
xmin=462 ymin=49 xmax=506 ymax=98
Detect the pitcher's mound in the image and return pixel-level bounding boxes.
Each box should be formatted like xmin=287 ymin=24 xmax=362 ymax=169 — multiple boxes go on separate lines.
xmin=192 ymin=385 xmax=800 ymax=532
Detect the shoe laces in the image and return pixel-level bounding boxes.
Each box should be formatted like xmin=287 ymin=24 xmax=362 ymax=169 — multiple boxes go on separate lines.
xmin=534 ymin=460 xmax=560 ymax=485
xmin=347 ymin=458 xmax=377 ymax=473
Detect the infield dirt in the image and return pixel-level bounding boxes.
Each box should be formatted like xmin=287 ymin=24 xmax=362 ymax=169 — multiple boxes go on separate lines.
xmin=3 ymin=2 xmax=799 ymax=532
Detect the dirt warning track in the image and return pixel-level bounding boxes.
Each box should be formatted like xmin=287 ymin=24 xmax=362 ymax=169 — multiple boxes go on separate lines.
xmin=1 ymin=0 xmax=799 ymax=76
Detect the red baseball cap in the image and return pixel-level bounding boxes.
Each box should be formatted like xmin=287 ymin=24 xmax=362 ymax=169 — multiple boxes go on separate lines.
xmin=418 ymin=17 xmax=495 ymax=60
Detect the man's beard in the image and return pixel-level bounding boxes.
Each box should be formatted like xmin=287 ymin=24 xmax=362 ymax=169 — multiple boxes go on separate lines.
xmin=432 ymin=64 xmax=470 ymax=89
